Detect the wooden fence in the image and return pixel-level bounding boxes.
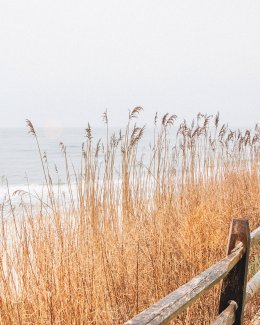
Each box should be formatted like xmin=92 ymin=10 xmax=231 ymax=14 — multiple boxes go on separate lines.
xmin=125 ymin=218 xmax=260 ymax=325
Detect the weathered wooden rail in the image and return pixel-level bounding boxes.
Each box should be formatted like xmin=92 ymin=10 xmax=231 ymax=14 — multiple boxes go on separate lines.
xmin=125 ymin=218 xmax=260 ymax=325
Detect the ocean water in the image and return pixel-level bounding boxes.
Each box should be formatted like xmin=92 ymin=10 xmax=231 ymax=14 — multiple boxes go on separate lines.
xmin=0 ymin=128 xmax=83 ymax=183
xmin=0 ymin=126 xmax=155 ymax=203
xmin=0 ymin=127 xmax=103 ymax=200
xmin=0 ymin=123 xmax=257 ymax=205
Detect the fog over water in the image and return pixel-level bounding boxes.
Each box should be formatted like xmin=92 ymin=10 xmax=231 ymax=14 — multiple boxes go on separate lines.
xmin=0 ymin=1 xmax=260 ymax=128
xmin=0 ymin=118 xmax=258 ymax=213
xmin=1 ymin=1 xmax=259 ymax=200
xmin=0 ymin=126 xmax=147 ymax=197
xmin=0 ymin=122 xmax=256 ymax=187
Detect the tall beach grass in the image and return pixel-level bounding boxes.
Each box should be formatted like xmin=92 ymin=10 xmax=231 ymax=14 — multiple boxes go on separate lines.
xmin=0 ymin=110 xmax=259 ymax=324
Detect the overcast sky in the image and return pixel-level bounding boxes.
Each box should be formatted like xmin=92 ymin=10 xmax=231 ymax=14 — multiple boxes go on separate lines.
xmin=0 ymin=1 xmax=259 ymax=128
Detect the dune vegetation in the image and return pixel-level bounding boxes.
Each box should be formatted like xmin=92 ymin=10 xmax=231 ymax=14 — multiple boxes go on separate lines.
xmin=0 ymin=109 xmax=259 ymax=324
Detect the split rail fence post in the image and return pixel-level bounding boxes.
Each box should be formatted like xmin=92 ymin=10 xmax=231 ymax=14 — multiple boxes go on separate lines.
xmin=218 ymin=218 xmax=250 ymax=325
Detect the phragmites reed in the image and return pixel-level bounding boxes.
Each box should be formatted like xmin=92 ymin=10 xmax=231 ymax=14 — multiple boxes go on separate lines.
xmin=130 ymin=125 xmax=145 ymax=147
xmin=129 ymin=106 xmax=143 ymax=119
xmin=162 ymin=113 xmax=177 ymax=127
xmin=102 ymin=110 xmax=108 ymax=125
xmin=0 ymin=110 xmax=259 ymax=324
xmin=85 ymin=123 xmax=92 ymax=141
xmin=26 ymin=119 xmax=36 ymax=136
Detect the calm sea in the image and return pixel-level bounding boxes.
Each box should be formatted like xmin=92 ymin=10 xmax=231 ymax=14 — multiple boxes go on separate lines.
xmin=0 ymin=127 xmax=154 ymax=202
xmin=0 ymin=124 xmax=254 ymax=203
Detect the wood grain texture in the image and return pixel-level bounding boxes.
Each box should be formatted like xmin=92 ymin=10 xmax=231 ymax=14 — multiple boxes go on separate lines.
xmin=211 ymin=271 xmax=260 ymax=325
xmin=124 ymin=245 xmax=244 ymax=325
xmin=124 ymin=220 xmax=259 ymax=325
xmin=211 ymin=300 xmax=237 ymax=325
xmin=245 ymin=270 xmax=260 ymax=304
xmin=218 ymin=218 xmax=250 ymax=325
xmin=250 ymin=226 xmax=260 ymax=247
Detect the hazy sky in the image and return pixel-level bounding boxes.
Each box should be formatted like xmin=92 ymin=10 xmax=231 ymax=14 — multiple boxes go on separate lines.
xmin=0 ymin=1 xmax=259 ymax=128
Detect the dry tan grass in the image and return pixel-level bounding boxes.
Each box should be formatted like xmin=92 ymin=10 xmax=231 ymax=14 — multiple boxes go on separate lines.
xmin=0 ymin=110 xmax=259 ymax=324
